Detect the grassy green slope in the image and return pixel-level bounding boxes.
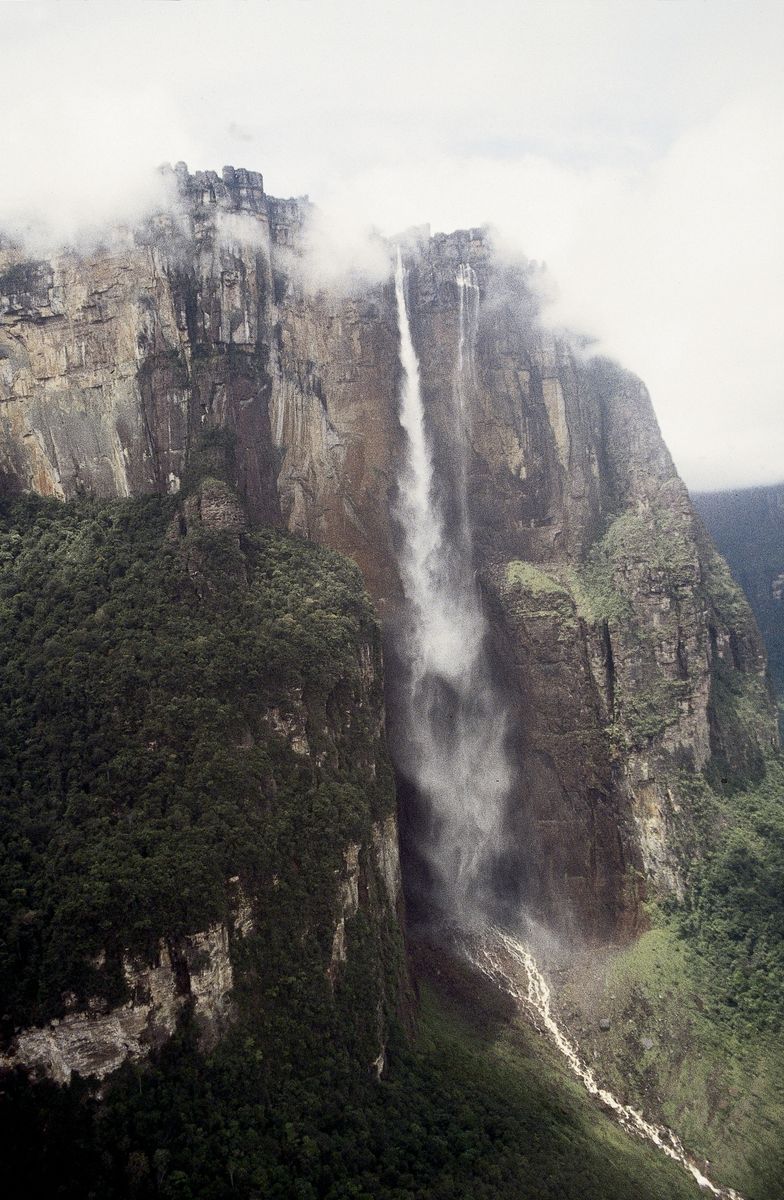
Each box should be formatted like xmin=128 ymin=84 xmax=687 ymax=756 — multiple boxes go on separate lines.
xmin=560 ymin=761 xmax=784 ymax=1199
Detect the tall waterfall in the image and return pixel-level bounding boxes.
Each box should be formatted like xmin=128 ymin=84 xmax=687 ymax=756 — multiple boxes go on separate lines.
xmin=392 ymin=248 xmax=511 ymax=918
xmin=391 ymin=247 xmax=743 ymax=1198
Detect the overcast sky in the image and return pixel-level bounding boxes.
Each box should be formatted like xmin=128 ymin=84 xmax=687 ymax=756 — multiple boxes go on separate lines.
xmin=2 ymin=0 xmax=782 ymax=491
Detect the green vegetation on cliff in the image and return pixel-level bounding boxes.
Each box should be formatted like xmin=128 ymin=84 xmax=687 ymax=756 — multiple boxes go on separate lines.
xmin=0 ymin=489 xmax=397 ymax=1030
xmin=501 ymin=560 xmax=578 ymax=636
xmin=567 ymin=506 xmax=693 ymax=627
xmin=0 ymin=490 xmax=706 ymax=1200
xmin=496 ymin=499 xmax=784 ymax=1197
xmin=694 ymin=484 xmax=784 ymax=715
xmin=505 ymin=560 xmax=568 ymax=597
xmin=567 ymin=910 xmax=784 ymax=1199
xmin=562 ymin=759 xmax=784 ymax=1200
xmin=679 ymin=758 xmax=784 ymax=1036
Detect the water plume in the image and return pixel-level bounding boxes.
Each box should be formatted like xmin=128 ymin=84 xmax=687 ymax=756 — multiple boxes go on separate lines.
xmin=391 ymin=247 xmax=512 ymax=919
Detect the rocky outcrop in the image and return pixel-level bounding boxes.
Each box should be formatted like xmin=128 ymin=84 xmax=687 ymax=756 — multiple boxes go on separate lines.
xmin=0 ymin=164 xmax=777 ymax=942
xmin=329 ymin=843 xmax=361 ymax=983
xmin=1 ymin=923 xmax=235 ymax=1084
xmin=372 ymin=815 xmax=403 ymax=910
xmin=329 ymin=817 xmax=404 ymax=985
xmin=0 ymin=169 xmax=281 ymax=523
xmin=485 ymin=481 xmax=776 ymax=930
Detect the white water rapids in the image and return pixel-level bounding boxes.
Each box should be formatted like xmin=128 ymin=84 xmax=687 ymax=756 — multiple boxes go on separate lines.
xmin=391 ymin=248 xmax=742 ymax=1198
xmin=464 ymin=924 xmax=743 ymax=1199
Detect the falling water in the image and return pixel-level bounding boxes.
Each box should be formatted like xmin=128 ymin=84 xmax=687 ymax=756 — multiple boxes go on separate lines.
xmin=392 ymin=248 xmax=511 ymax=915
xmin=464 ymin=925 xmax=743 ymax=1199
xmin=455 ymin=261 xmax=479 ymax=394
xmin=391 ymin=246 xmax=744 ymax=1198
xmin=452 ymin=262 xmax=480 ymax=540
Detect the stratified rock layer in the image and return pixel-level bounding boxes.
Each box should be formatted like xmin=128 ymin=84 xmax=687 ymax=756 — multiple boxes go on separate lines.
xmin=1 ymin=923 xmax=235 ymax=1084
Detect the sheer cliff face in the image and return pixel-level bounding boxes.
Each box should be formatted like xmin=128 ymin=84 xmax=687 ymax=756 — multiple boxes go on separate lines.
xmin=1 ymin=167 xmax=777 ymax=941
xmin=0 ymin=168 xmax=401 ymax=599
xmin=401 ymin=239 xmax=776 ymax=934
xmin=694 ymin=483 xmax=784 ymax=712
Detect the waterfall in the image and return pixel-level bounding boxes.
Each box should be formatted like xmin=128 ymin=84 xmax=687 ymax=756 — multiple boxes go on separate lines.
xmin=453 ymin=261 xmax=479 ymax=541
xmin=455 ymin=261 xmax=479 ymax=396
xmin=391 ymin=247 xmax=511 ymax=918
xmin=391 ymin=247 xmax=743 ymax=1199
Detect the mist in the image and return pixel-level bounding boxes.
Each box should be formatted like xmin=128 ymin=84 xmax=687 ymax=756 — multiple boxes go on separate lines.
xmin=390 ymin=248 xmax=514 ymax=923
xmin=2 ymin=0 xmax=783 ymax=490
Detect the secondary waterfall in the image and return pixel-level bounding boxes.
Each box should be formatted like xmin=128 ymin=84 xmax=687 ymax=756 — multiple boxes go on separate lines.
xmin=452 ymin=261 xmax=479 ymax=541
xmin=392 ymin=247 xmax=511 ymax=917
xmin=455 ymin=261 xmax=479 ymax=395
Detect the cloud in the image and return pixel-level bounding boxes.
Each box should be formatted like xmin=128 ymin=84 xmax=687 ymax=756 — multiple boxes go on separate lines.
xmin=1 ymin=0 xmax=782 ymax=488
xmin=0 ymin=86 xmax=188 ymax=251
xmin=306 ymin=88 xmax=784 ymax=490
xmin=298 ymin=207 xmax=392 ymax=292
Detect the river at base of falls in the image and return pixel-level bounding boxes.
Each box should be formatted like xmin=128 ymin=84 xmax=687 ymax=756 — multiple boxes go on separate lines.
xmin=461 ymin=924 xmax=743 ymax=1200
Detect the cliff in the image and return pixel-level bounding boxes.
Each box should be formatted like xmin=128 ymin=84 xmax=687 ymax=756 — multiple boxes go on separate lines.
xmin=2 ymin=164 xmax=783 ymax=1200
xmin=694 ymin=483 xmax=784 ymax=719
xmin=1 ymin=166 xmax=776 ymax=945
xmin=0 ymin=479 xmax=405 ymax=1085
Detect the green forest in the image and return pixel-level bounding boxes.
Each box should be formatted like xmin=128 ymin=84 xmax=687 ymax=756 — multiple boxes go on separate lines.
xmin=0 ymin=487 xmax=702 ymax=1200
xmin=1 ymin=487 xmax=782 ymax=1199
xmin=0 ymin=488 xmax=397 ymax=1030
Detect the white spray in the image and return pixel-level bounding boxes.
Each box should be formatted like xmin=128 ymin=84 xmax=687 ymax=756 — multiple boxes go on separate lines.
xmin=392 ymin=248 xmax=511 ymax=914
xmin=391 ymin=247 xmax=742 ymax=1198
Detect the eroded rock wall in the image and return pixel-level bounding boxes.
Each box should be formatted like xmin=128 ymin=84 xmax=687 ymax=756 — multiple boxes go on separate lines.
xmin=1 ymin=165 xmax=776 ymax=944
xmin=1 ymin=923 xmax=235 ymax=1084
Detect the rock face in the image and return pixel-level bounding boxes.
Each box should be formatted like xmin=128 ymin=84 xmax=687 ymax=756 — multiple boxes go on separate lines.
xmin=0 ymin=167 xmax=400 ymax=596
xmin=1 ymin=923 xmax=235 ymax=1084
xmin=694 ymin=483 xmax=784 ymax=713
xmin=329 ymin=817 xmax=403 ymax=985
xmin=1 ymin=164 xmax=777 ymax=944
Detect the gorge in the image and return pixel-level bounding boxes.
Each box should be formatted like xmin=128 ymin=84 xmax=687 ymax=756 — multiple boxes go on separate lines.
xmin=1 ymin=165 xmax=782 ymax=1200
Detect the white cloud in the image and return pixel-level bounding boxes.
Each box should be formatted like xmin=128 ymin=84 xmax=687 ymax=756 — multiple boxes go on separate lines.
xmin=1 ymin=0 xmax=783 ymax=489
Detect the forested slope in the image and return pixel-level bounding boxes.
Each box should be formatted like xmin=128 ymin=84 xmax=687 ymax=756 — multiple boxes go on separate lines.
xmin=0 ymin=477 xmax=703 ymax=1200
